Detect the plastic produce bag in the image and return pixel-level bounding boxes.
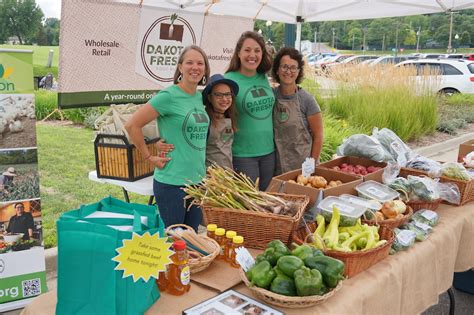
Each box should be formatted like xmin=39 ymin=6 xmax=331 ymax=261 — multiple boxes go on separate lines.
xmin=463 ymin=152 xmax=474 ymax=168
xmin=411 ymin=210 xmax=439 ymax=227
xmin=373 ymin=128 xmax=412 ymax=165
xmin=402 ymin=222 xmax=432 ymax=241
xmin=407 ymin=175 xmax=439 ymax=201
xmin=441 ymin=162 xmax=471 ymax=181
xmin=438 ymin=182 xmax=461 ymax=205
xmin=405 ymin=155 xmax=442 ymax=177
xmin=382 ymin=163 xmax=401 ymax=185
xmin=391 ymin=228 xmax=416 ymax=253
xmin=336 ymin=134 xmax=394 ymax=162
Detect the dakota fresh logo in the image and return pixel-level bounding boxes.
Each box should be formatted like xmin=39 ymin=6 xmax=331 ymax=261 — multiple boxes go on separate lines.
xmin=276 ymin=106 xmax=289 ymax=123
xmin=0 ymin=64 xmax=15 ymax=92
xmin=141 ymin=13 xmax=197 ymax=82
xmin=222 ymin=126 xmax=233 ymax=143
xmin=182 ymin=109 xmax=209 ymax=151
xmin=242 ymin=85 xmax=274 ymax=120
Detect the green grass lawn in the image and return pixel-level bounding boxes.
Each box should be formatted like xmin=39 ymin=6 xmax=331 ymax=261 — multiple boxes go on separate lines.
xmin=37 ymin=123 xmax=148 ymax=248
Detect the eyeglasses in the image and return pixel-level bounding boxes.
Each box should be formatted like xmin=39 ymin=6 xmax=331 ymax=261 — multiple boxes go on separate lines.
xmin=212 ymin=92 xmax=233 ymax=100
xmin=279 ymin=64 xmax=300 ymax=73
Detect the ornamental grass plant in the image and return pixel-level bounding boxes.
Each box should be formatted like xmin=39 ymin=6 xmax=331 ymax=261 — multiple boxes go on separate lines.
xmin=323 ymin=64 xmax=438 ymax=141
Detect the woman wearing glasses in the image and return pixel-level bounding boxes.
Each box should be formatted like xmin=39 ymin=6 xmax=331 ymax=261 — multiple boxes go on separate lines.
xmin=225 ymin=31 xmax=275 ymax=190
xmin=202 ymin=74 xmax=239 ymax=169
xmin=272 ymin=47 xmax=323 ymax=175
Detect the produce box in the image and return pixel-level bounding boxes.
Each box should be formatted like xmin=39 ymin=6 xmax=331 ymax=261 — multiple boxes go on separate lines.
xmin=457 ymin=139 xmax=474 ymax=163
xmin=317 ymin=156 xmax=387 ymax=182
xmin=267 ymin=168 xmax=363 ymax=207
xmin=94 ymin=134 xmax=159 ymax=181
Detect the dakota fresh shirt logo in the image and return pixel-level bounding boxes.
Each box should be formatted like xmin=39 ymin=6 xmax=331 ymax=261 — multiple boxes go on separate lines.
xmin=242 ymin=85 xmax=274 ymax=120
xmin=222 ymin=126 xmax=233 ymax=143
xmin=0 ymin=64 xmax=15 ymax=92
xmin=182 ymin=109 xmax=209 ymax=151
xmin=276 ymin=106 xmax=289 ymax=123
xmin=140 ymin=13 xmax=199 ymax=83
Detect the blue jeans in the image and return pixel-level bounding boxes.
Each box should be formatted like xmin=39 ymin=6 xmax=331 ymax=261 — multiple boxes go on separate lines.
xmin=153 ymin=180 xmax=202 ymax=232
xmin=233 ymin=152 xmax=275 ymax=191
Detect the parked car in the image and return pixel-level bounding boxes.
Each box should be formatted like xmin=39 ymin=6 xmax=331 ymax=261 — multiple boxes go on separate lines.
xmin=369 ymin=55 xmax=417 ymax=66
xmin=464 ymin=54 xmax=474 ymax=61
xmin=340 ymin=55 xmax=379 ymax=64
xmin=396 ymin=59 xmax=474 ymax=94
xmin=446 ymin=54 xmax=465 ymax=59
xmin=316 ymin=54 xmax=354 ymax=71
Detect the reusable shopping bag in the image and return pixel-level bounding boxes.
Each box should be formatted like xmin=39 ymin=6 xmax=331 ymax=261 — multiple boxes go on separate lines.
xmin=56 ymin=196 xmax=165 ymax=315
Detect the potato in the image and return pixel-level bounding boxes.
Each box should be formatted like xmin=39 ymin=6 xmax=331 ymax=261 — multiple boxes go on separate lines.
xmin=296 ymin=174 xmax=308 ymax=185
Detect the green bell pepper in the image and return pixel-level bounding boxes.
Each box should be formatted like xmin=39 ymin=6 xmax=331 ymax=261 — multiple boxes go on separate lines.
xmin=246 ymin=260 xmax=276 ymax=289
xmin=277 ymin=255 xmax=304 ymax=278
xmin=303 ymin=256 xmax=345 ymax=288
xmin=290 ymin=244 xmax=314 ymax=261
xmin=262 ymin=240 xmax=290 ymax=266
xmin=270 ymin=266 xmax=297 ymax=296
xmin=294 ymin=266 xmax=323 ymax=296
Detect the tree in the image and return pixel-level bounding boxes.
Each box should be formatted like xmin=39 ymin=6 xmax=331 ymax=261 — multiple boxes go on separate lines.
xmin=35 ymin=25 xmax=48 ymax=45
xmin=0 ymin=0 xmax=44 ymax=44
xmin=460 ymin=31 xmax=471 ymax=46
xmin=44 ymin=17 xmax=60 ymax=45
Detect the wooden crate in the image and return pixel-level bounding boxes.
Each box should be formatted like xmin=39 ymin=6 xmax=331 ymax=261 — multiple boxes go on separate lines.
xmin=94 ymin=134 xmax=159 ymax=181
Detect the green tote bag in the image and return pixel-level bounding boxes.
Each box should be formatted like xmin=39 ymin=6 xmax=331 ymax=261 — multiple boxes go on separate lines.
xmin=56 ymin=196 xmax=165 ymax=315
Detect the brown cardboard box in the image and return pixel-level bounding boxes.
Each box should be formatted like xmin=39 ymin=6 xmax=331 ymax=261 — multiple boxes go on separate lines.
xmin=318 ymin=156 xmax=387 ymax=182
xmin=458 ymin=139 xmax=474 ymax=162
xmin=267 ymin=168 xmax=363 ymax=207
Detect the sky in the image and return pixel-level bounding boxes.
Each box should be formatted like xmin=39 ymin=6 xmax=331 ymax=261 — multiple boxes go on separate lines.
xmin=36 ymin=0 xmax=61 ymax=19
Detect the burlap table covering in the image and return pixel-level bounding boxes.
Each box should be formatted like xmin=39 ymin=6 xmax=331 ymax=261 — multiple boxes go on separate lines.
xmin=22 ymin=203 xmax=474 ymax=315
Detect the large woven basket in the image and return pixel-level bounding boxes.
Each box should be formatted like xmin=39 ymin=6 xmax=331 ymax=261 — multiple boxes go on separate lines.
xmin=362 ymin=206 xmax=414 ymax=229
xmin=406 ymin=199 xmax=442 ymax=211
xmin=202 ymin=193 xmax=309 ymax=249
xmin=292 ymin=224 xmax=393 ymax=278
xmin=239 ymin=268 xmax=343 ymax=308
xmin=165 ymin=224 xmax=220 ymax=274
xmin=400 ymin=167 xmax=473 ymax=206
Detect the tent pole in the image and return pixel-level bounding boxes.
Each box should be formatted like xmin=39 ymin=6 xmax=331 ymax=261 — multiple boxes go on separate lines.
xmin=295 ymin=16 xmax=303 ymax=51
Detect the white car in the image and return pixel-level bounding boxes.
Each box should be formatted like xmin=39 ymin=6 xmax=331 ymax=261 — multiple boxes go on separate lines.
xmin=396 ymin=59 xmax=474 ymax=94
xmin=369 ymin=55 xmax=417 ymax=66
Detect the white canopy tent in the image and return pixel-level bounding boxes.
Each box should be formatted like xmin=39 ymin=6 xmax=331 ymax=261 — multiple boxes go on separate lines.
xmin=115 ymin=0 xmax=474 ymax=49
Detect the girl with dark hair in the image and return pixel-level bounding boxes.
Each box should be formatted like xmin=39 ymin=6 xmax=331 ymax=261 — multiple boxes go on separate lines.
xmin=271 ymin=47 xmax=323 ymax=174
xmin=224 ymin=31 xmax=276 ymax=190
xmin=125 ymin=45 xmax=210 ymax=231
xmin=202 ymin=74 xmax=239 ymax=169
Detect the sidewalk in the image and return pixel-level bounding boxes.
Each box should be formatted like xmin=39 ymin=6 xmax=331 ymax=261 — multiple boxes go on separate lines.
xmin=4 ymin=133 xmax=474 ymax=315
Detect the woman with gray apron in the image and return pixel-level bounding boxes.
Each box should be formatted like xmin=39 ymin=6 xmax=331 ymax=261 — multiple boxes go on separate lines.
xmin=271 ymin=47 xmax=324 ymax=175
xmin=156 ymin=74 xmax=239 ymax=169
xmin=202 ymin=74 xmax=239 ymax=168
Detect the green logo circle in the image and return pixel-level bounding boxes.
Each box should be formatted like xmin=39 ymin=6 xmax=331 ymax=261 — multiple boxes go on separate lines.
xmin=241 ymin=85 xmax=274 ymax=120
xmin=182 ymin=109 xmax=209 ymax=151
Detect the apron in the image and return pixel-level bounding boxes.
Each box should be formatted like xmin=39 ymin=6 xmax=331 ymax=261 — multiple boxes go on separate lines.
xmin=273 ymin=91 xmax=312 ymax=175
xmin=206 ymin=118 xmax=234 ymax=169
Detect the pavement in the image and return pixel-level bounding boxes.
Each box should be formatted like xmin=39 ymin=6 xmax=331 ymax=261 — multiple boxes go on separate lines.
xmin=4 ymin=133 xmax=474 ymax=315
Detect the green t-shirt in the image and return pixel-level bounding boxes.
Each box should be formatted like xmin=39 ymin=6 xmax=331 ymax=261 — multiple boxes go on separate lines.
xmin=148 ymin=85 xmax=209 ymax=185
xmin=224 ymin=71 xmax=275 ymax=157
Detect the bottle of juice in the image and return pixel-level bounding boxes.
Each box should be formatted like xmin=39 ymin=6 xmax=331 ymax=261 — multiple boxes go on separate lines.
xmin=230 ymin=236 xmax=244 ymax=268
xmin=224 ymin=230 xmax=237 ymax=262
xmin=166 ymin=240 xmax=191 ymax=296
xmin=156 ymin=271 xmax=167 ymax=292
xmin=214 ymin=228 xmax=226 ymax=260
xmin=206 ymin=224 xmax=217 ymax=240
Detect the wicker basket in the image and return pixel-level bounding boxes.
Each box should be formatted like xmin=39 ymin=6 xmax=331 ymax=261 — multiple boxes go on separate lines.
xmin=400 ymin=167 xmax=474 ymax=205
xmin=362 ymin=206 xmax=414 ymax=229
xmin=202 ymin=193 xmax=309 ymax=249
xmin=239 ymin=268 xmax=343 ymax=308
xmin=94 ymin=134 xmax=159 ymax=181
xmin=165 ymin=224 xmax=220 ymax=274
xmin=292 ymin=224 xmax=393 ymax=278
xmin=406 ymin=199 xmax=442 ymax=211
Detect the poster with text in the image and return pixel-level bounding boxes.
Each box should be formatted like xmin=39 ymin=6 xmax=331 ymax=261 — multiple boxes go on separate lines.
xmin=0 ymin=49 xmax=46 ymax=313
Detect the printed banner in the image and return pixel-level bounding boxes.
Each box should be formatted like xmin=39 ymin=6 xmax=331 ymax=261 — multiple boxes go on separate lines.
xmin=59 ymin=1 xmax=253 ymax=108
xmin=0 ymin=49 xmax=46 ymax=312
